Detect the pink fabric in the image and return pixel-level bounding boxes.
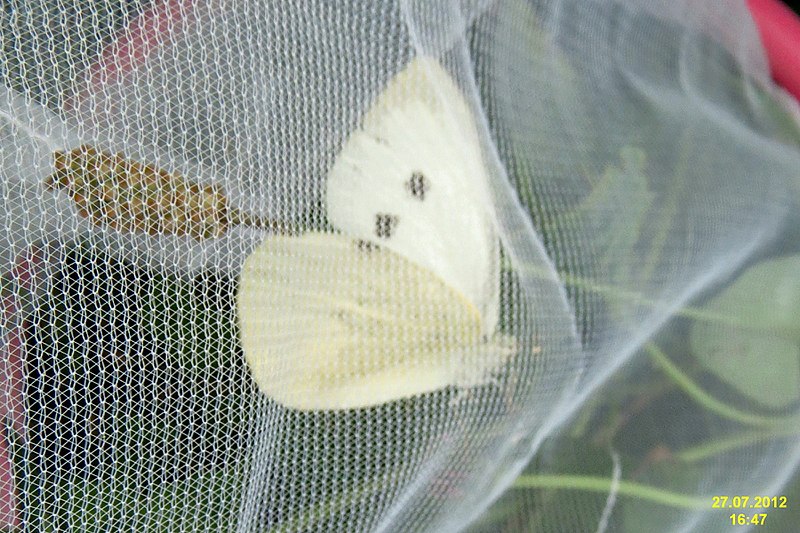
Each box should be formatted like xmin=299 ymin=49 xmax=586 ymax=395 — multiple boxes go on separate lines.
xmin=68 ymin=0 xmax=197 ymax=111
xmin=0 ymin=248 xmax=42 ymax=529
xmin=80 ymin=0 xmax=800 ymax=103
xmin=748 ymin=0 xmax=800 ymax=102
xmin=91 ymin=0 xmax=196 ymax=85
xmin=0 ymin=438 xmax=17 ymax=529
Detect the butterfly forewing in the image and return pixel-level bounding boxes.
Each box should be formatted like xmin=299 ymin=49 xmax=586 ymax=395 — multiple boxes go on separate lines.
xmin=325 ymin=57 xmax=500 ymax=335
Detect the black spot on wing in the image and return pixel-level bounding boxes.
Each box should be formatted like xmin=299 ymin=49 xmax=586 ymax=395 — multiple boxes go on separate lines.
xmin=406 ymin=171 xmax=429 ymax=201
xmin=354 ymin=239 xmax=379 ymax=252
xmin=375 ymin=213 xmax=399 ymax=239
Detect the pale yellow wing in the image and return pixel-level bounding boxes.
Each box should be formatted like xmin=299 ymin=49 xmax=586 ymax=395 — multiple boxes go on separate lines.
xmin=237 ymin=232 xmax=513 ymax=411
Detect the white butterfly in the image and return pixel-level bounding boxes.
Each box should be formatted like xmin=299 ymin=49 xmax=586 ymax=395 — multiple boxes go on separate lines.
xmin=237 ymin=57 xmax=515 ymax=411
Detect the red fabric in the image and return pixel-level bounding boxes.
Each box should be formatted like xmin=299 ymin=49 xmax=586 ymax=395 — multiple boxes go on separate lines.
xmin=747 ymin=0 xmax=800 ymax=101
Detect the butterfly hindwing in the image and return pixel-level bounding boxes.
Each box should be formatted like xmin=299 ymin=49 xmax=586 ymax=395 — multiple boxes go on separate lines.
xmin=238 ymin=233 xmax=495 ymax=410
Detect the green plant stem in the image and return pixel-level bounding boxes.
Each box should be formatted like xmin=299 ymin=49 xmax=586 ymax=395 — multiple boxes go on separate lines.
xmin=646 ymin=343 xmax=800 ymax=428
xmin=640 ymin=128 xmax=692 ymax=283
xmin=675 ymin=427 xmax=800 ymax=463
xmin=512 ymin=474 xmax=706 ymax=509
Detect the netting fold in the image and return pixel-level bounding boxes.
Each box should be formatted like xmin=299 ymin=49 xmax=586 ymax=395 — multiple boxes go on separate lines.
xmin=1 ymin=1 xmax=799 ymax=531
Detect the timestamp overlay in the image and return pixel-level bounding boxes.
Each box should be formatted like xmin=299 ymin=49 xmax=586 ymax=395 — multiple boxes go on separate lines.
xmin=711 ymin=496 xmax=791 ymax=527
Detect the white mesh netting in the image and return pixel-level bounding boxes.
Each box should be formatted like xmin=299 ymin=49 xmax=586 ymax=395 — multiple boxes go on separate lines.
xmin=1 ymin=0 xmax=799 ymax=531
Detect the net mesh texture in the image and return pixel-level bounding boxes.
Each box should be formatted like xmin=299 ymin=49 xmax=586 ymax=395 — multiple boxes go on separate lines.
xmin=1 ymin=1 xmax=799 ymax=531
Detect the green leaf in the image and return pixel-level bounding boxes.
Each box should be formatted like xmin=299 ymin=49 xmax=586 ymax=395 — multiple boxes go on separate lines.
xmin=690 ymin=256 xmax=800 ymax=409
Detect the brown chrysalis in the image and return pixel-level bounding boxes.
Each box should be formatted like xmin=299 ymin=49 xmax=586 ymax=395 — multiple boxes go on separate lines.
xmin=45 ymin=145 xmax=283 ymax=240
